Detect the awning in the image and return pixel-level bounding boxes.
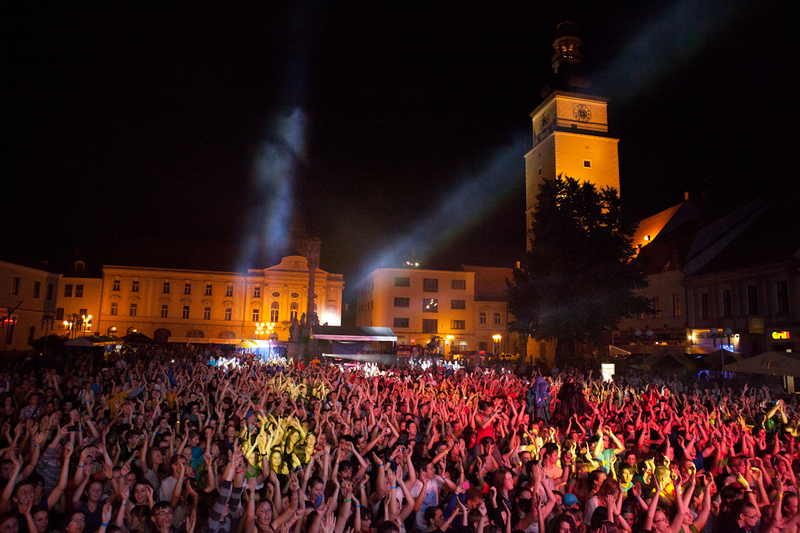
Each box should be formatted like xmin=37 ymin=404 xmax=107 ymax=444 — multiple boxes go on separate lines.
xmin=311 ymin=326 xmax=397 ymax=342
xmin=724 ymin=351 xmax=800 ymax=376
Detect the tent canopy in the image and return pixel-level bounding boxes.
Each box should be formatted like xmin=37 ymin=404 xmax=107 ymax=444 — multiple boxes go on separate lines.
xmin=724 ymin=351 xmax=800 ymax=376
xmin=311 ymin=326 xmax=397 ymax=342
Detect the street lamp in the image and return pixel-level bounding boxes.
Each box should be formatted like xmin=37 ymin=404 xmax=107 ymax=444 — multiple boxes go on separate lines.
xmin=634 ymin=329 xmax=654 ymax=371
xmin=81 ymin=315 xmax=92 ymax=336
xmin=492 ymin=334 xmax=502 ymax=355
xmin=41 ymin=312 xmax=55 ymax=355
xmin=446 ymin=335 xmax=454 ymax=357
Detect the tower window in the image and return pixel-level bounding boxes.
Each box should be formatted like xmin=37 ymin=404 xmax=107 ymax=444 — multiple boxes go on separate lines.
xmin=583 ymin=160 xmax=592 ymax=168
xmin=538 ymin=167 xmax=543 ymax=176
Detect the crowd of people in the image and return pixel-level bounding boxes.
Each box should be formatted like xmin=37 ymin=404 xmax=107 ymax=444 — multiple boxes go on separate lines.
xmin=0 ymin=346 xmax=797 ymax=533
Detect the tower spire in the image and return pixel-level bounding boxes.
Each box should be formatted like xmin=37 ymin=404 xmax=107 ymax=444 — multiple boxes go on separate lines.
xmin=551 ymin=21 xmax=583 ymax=73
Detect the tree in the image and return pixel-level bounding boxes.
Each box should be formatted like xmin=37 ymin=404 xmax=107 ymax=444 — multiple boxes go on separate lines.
xmin=508 ymin=175 xmax=651 ymax=367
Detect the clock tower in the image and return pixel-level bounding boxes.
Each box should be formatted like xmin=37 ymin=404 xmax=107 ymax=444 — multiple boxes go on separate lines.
xmin=524 ymin=21 xmax=620 ymax=244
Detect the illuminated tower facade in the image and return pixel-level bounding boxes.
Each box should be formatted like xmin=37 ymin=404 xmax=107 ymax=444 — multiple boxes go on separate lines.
xmin=524 ymin=21 xmax=620 ymax=245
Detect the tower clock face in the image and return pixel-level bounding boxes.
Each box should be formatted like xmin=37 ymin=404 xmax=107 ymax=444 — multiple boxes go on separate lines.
xmin=573 ymin=104 xmax=592 ymax=122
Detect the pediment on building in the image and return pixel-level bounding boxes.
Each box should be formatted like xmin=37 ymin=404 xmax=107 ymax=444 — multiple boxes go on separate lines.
xmin=266 ymin=256 xmax=331 ymax=275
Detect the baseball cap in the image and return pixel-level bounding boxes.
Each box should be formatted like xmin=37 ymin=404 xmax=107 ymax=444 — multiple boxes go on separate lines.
xmin=563 ymin=493 xmax=579 ymax=507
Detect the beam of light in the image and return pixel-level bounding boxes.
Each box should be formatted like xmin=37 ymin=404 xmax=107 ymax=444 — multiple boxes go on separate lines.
xmin=354 ymin=134 xmax=526 ymax=281
xmin=239 ymin=108 xmax=307 ymax=270
xmin=593 ymin=0 xmax=749 ymax=105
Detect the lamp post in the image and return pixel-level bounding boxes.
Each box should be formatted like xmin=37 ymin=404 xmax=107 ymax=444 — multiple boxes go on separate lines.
xmin=446 ymin=335 xmax=454 ymax=358
xmin=2 ymin=311 xmax=18 ymax=352
xmin=81 ymin=315 xmax=92 ymax=336
xmin=492 ymin=334 xmax=502 ymax=355
xmin=41 ymin=312 xmax=55 ymax=355
xmin=723 ymin=327 xmax=733 ymax=350
xmin=634 ymin=329 xmax=653 ymax=371
xmin=63 ymin=318 xmax=74 ymax=339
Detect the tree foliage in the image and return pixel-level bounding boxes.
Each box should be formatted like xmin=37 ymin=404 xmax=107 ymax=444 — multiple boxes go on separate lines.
xmin=508 ymin=175 xmax=651 ymax=362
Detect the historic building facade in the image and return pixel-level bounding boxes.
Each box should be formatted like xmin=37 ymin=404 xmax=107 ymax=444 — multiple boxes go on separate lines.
xmin=96 ymin=256 xmax=344 ymax=343
xmin=354 ymin=265 xmax=519 ymax=355
xmin=0 ymin=261 xmax=60 ymax=352
xmin=524 ymin=21 xmax=620 ymax=239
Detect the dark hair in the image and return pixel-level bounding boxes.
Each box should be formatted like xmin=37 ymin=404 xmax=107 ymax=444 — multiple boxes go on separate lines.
xmin=587 ymin=470 xmax=605 ymax=490
xmin=376 ymin=521 xmax=400 ymax=533
xmin=552 ymin=514 xmax=577 ymax=533
xmin=424 ymin=507 xmax=441 ymax=524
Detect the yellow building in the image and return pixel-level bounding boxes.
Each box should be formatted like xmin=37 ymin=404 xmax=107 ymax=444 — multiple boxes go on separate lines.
xmin=519 ymin=22 xmax=621 ymax=368
xmin=56 ymin=261 xmax=103 ymax=338
xmin=355 ymin=266 xmax=516 ymax=354
xmin=97 ymin=256 xmax=344 ymax=343
xmin=0 ymin=260 xmax=60 ymax=352
xmin=524 ymin=22 xmax=620 ymax=239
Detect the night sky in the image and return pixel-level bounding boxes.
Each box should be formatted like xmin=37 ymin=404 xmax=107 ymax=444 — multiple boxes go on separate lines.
xmin=5 ymin=1 xmax=798 ymax=294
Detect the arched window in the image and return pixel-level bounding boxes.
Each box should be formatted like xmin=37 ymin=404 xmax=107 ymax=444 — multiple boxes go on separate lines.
xmin=290 ymin=301 xmax=298 ymax=321
xmin=126 ymin=327 xmax=138 ymax=335
xmin=107 ymin=326 xmax=118 ymax=336
xmin=271 ymin=301 xmax=279 ymax=322
xmin=186 ymin=330 xmax=204 ymax=338
xmin=218 ymin=331 xmax=235 ymax=339
xmin=154 ymin=328 xmax=171 ymax=344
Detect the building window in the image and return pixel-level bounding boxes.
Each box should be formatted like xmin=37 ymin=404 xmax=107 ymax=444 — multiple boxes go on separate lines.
xmin=395 ymin=277 xmax=410 ymax=287
xmin=271 ymin=301 xmax=279 ymax=322
xmin=422 ymin=319 xmax=438 ymax=334
xmin=110 ymin=303 xmax=118 ymax=316
xmin=776 ymin=281 xmax=790 ymax=314
xmin=394 ymin=297 xmax=410 ymax=307
xmin=722 ymin=289 xmax=732 ymax=317
xmin=33 ymin=281 xmax=41 ymax=299
xmin=583 ymin=160 xmax=592 ymax=168
xmin=452 ymin=320 xmax=465 ymax=330
xmin=701 ymin=293 xmax=709 ymax=320
xmin=205 ymin=284 xmax=213 ymax=296
xmin=183 ymin=282 xmax=191 ymax=295
xmin=290 ymin=302 xmax=298 ymax=321
xmin=652 ymin=297 xmax=660 ymax=318
xmin=747 ymin=285 xmax=759 ymax=315
xmin=672 ymin=293 xmax=682 ymax=317
xmin=423 ymin=298 xmax=438 ymax=313
xmin=162 ymin=281 xmax=170 ymax=294
xmin=75 ymin=285 xmax=83 ymax=298
xmin=224 ymin=308 xmax=232 ymax=321
xmin=182 ymin=306 xmax=190 ymax=319
xmin=494 ymin=312 xmax=502 ymax=325
xmin=226 ymin=284 xmax=234 ymax=297
xmin=112 ymin=279 xmax=120 ymax=291
xmin=56 ymin=308 xmax=64 ymax=320
xmin=79 ymin=308 xmax=87 ymax=317
xmin=161 ymin=305 xmax=168 ymax=318
xmin=204 ymin=306 xmax=211 ymax=320
xmin=64 ymin=284 xmax=73 ymax=297
xmin=451 ymin=280 xmax=466 ymax=290
xmin=252 ymin=308 xmax=260 ymax=322
xmin=451 ymin=299 xmax=466 ymax=310
xmin=46 ymin=283 xmax=54 ymax=301
xmin=28 ymin=326 xmax=36 ymax=345
xmin=11 ymin=277 xmax=20 ymax=296
xmin=479 ymin=311 xmax=487 ymax=324
xmin=394 ymin=318 xmax=409 ymax=328
xmin=129 ymin=303 xmax=138 ymax=317
xmin=253 ymin=286 xmax=261 ymax=298
xmin=423 ymin=278 xmax=438 ymax=292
